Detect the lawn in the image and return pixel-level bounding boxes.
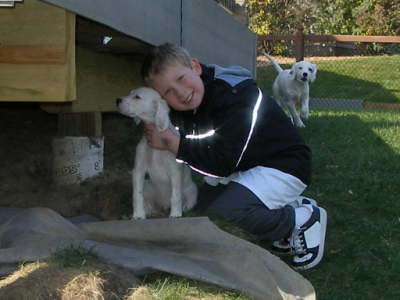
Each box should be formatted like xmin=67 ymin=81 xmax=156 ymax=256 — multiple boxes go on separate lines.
xmin=137 ymin=109 xmax=400 ymax=300
xmin=8 ymin=63 xmax=399 ymax=299
xmin=257 ymin=54 xmax=400 ymax=103
xmin=295 ymin=109 xmax=400 ymax=299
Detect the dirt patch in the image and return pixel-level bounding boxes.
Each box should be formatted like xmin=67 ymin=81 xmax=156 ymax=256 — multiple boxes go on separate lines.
xmin=0 ymin=104 xmax=248 ymax=300
xmin=0 ymin=261 xmax=140 ymax=300
xmin=0 ymin=102 xmax=140 ymax=220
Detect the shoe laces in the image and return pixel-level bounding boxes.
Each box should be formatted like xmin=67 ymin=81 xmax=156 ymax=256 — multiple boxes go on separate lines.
xmin=290 ymin=227 xmax=306 ymax=255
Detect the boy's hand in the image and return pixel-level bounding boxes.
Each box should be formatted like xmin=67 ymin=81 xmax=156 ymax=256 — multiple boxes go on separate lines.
xmin=144 ymin=123 xmax=179 ymax=155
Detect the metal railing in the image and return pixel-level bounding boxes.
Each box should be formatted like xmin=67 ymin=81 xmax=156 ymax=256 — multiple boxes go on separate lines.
xmin=214 ymin=0 xmax=240 ymax=13
xmin=0 ymin=0 xmax=23 ymax=8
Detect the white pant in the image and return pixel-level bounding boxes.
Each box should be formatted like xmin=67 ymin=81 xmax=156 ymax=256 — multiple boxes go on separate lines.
xmin=229 ymin=166 xmax=307 ymax=209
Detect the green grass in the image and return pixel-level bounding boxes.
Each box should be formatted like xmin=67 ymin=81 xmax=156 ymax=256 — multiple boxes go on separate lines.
xmin=49 ymin=244 xmax=99 ymax=268
xmin=139 ymin=109 xmax=400 ymax=300
xmin=119 ymin=60 xmax=400 ymax=298
xmin=44 ymin=104 xmax=399 ymax=298
xmin=295 ymin=109 xmax=400 ymax=300
xmin=140 ymin=273 xmax=251 ymax=300
xmin=257 ymin=54 xmax=400 ymax=103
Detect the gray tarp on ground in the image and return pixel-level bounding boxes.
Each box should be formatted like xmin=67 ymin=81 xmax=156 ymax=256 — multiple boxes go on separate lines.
xmin=0 ymin=207 xmax=315 ymax=300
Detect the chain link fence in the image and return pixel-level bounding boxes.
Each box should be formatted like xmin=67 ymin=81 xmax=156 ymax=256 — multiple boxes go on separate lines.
xmin=214 ymin=0 xmax=238 ymax=12
xmin=258 ymin=36 xmax=400 ymax=111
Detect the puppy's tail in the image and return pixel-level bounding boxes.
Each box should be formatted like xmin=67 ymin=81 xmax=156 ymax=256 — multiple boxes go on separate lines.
xmin=263 ymin=52 xmax=283 ymax=74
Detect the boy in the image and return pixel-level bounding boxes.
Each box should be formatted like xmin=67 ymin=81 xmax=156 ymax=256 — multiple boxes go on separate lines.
xmin=140 ymin=43 xmax=327 ymax=270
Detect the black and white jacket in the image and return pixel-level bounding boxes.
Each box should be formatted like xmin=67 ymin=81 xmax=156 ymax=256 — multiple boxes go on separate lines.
xmin=173 ymin=64 xmax=312 ymax=185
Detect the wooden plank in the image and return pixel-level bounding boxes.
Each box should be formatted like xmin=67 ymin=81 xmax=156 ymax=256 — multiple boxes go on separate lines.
xmin=364 ymin=102 xmax=400 ymax=111
xmin=0 ymin=45 xmax=66 ymax=64
xmin=0 ymin=0 xmax=68 ymax=46
xmin=57 ymin=112 xmax=102 ymax=136
xmin=260 ymin=34 xmax=400 ymax=44
xmin=41 ymin=46 xmax=143 ymax=113
xmin=0 ymin=0 xmax=76 ymax=102
xmin=305 ymin=34 xmax=400 ymax=43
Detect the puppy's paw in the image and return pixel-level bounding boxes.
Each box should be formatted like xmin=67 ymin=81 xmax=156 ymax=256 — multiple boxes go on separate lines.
xmin=132 ymin=211 xmax=146 ymax=220
xmin=301 ymin=109 xmax=309 ymax=119
xmin=169 ymin=208 xmax=182 ymax=218
xmin=183 ymin=198 xmax=197 ymax=212
xmin=296 ymin=120 xmax=306 ymax=128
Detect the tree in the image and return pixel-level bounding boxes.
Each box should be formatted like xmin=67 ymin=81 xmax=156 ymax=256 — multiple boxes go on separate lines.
xmin=247 ymin=0 xmax=399 ymax=54
xmin=247 ymin=0 xmax=399 ymax=35
xmin=247 ymin=0 xmax=320 ymax=54
xmin=353 ymin=0 xmax=400 ymax=35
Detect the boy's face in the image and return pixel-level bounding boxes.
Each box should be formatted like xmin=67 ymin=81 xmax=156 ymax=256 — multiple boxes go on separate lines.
xmin=148 ymin=58 xmax=204 ymax=111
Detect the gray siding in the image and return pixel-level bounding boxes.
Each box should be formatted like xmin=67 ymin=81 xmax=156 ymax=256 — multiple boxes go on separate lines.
xmin=41 ymin=0 xmax=181 ymax=45
xmin=182 ymin=0 xmax=256 ymax=73
xmin=40 ymin=0 xmax=256 ymax=75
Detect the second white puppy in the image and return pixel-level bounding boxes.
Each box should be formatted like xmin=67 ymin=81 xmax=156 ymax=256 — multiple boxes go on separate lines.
xmin=116 ymin=87 xmax=197 ymax=219
xmin=264 ymin=53 xmax=317 ymax=127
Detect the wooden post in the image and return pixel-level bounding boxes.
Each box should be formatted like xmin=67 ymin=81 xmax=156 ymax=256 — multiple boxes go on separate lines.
xmin=57 ymin=112 xmax=102 ymax=137
xmin=294 ymin=26 xmax=304 ymax=62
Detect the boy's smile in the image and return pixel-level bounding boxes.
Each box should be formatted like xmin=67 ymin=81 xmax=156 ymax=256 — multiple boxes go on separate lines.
xmin=148 ymin=58 xmax=204 ymax=111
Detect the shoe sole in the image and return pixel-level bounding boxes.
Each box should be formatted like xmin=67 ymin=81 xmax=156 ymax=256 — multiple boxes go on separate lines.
xmin=294 ymin=206 xmax=327 ymax=270
xmin=270 ymin=247 xmax=294 ymax=256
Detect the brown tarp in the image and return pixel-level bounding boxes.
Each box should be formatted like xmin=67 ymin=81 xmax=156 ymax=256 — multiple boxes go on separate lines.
xmin=0 ymin=207 xmax=315 ymax=300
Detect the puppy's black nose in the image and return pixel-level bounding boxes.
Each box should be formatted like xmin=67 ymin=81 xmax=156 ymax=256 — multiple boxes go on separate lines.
xmin=116 ymin=98 xmax=122 ymax=106
xmin=303 ymin=72 xmax=308 ymax=77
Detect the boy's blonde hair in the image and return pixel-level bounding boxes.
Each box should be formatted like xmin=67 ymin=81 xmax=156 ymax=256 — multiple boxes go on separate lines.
xmin=141 ymin=43 xmax=192 ymax=83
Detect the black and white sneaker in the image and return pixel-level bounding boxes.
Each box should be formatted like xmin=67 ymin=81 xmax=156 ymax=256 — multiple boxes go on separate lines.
xmin=289 ymin=197 xmax=317 ymax=208
xmin=270 ymin=198 xmax=317 ymax=255
xmin=270 ymin=238 xmax=293 ymax=255
xmin=290 ymin=205 xmax=327 ymax=270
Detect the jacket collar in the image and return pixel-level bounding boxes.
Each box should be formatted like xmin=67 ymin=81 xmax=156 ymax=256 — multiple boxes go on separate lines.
xmin=200 ymin=64 xmax=215 ymax=87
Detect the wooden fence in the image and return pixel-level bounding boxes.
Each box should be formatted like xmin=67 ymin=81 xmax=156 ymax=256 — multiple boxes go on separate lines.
xmin=259 ymin=28 xmax=400 ymax=61
xmin=258 ymin=29 xmax=400 ymax=110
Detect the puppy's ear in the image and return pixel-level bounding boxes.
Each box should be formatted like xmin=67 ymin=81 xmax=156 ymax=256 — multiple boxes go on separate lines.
xmin=154 ymin=99 xmax=170 ymax=131
xmin=289 ymin=64 xmax=296 ymax=80
xmin=310 ymin=63 xmax=317 ymax=83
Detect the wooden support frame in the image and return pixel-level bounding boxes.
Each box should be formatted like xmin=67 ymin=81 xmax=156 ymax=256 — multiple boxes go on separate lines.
xmin=259 ymin=31 xmax=400 ymax=61
xmin=57 ymin=112 xmax=102 ymax=137
xmin=0 ymin=0 xmax=76 ymax=102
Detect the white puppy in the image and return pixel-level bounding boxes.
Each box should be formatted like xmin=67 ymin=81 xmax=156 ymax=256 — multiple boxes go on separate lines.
xmin=116 ymin=87 xmax=197 ymax=219
xmin=264 ymin=53 xmax=317 ymax=127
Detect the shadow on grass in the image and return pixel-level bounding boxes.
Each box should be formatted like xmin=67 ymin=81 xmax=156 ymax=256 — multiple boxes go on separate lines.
xmin=299 ymin=111 xmax=400 ymax=300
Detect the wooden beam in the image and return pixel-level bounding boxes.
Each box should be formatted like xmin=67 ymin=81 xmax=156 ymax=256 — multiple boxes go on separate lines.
xmin=0 ymin=45 xmax=66 ymax=64
xmin=305 ymin=35 xmax=400 ymax=43
xmin=364 ymin=102 xmax=400 ymax=111
xmin=0 ymin=0 xmax=76 ymax=102
xmin=57 ymin=112 xmax=102 ymax=137
xmin=260 ymin=34 xmax=400 ymax=44
xmin=41 ymin=46 xmax=143 ymax=113
xmin=294 ymin=27 xmax=304 ymax=62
